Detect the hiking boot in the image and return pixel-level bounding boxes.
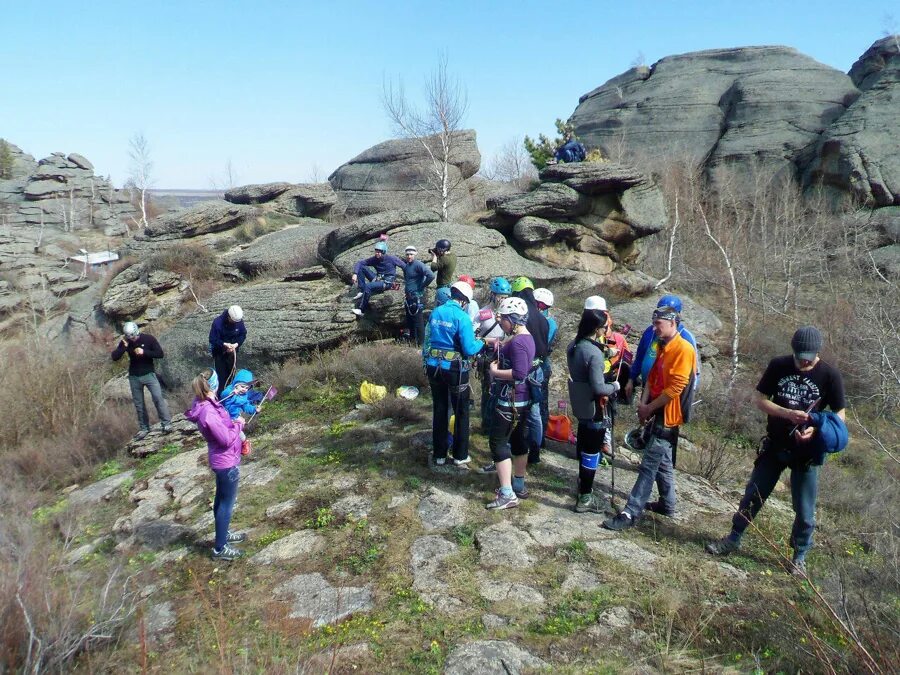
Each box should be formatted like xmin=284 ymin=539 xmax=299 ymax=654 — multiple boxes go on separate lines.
xmin=602 ymin=512 xmax=635 ymax=531
xmin=705 ymin=537 xmax=741 ymax=556
xmin=790 ymin=559 xmax=807 ymax=578
xmin=133 ymin=429 xmax=150 ymax=442
xmin=211 ymin=544 xmax=243 ymax=561
xmin=485 ymin=493 xmax=519 ymax=510
xmin=645 ymin=501 xmax=676 ymax=518
xmin=513 ymin=486 xmax=529 ymax=500
xmin=479 ymin=462 xmax=497 ymax=474
xmin=226 ymin=531 xmax=247 ymax=544
xmin=351 ymin=308 xmax=363 ymax=317
xmin=161 ymin=422 xmax=173 ymax=433
xmin=574 ymin=493 xmax=605 ymax=514
xmin=453 ymin=457 xmax=471 ymax=470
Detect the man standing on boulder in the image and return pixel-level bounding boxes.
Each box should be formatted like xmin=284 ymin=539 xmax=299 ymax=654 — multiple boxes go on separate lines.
xmin=209 ymin=305 xmax=247 ymax=397
xmin=351 ymin=241 xmax=406 ymax=317
xmin=401 ymin=245 xmax=435 ymax=346
xmin=428 ymin=239 xmax=457 ymax=290
xmin=706 ymin=326 xmax=846 ymax=576
xmin=111 ymin=321 xmax=172 ymax=441
xmin=603 ymin=305 xmax=697 ymax=531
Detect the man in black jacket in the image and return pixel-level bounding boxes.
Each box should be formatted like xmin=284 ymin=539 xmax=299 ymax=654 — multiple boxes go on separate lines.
xmin=111 ymin=321 xmax=172 ymax=440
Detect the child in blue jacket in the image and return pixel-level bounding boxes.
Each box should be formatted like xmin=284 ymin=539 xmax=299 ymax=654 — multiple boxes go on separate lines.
xmin=220 ymin=369 xmax=264 ymax=454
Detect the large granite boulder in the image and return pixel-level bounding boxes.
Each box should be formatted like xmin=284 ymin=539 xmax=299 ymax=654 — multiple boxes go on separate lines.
xmin=156 ymin=278 xmax=357 ymax=387
xmin=328 ymin=131 xmax=481 ymax=218
xmin=143 ymin=201 xmax=259 ymax=240
xmin=224 ymin=221 xmax=333 ymax=277
xmin=803 ymin=37 xmax=899 ymax=207
xmin=570 ymin=47 xmax=859 ymax=185
xmin=224 ymin=182 xmax=336 ymax=218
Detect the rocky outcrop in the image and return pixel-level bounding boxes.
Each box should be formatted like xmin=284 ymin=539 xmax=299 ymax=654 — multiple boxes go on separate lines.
xmin=803 ymin=36 xmax=900 ymax=207
xmin=328 ymin=131 xmax=481 ymax=218
xmin=0 ymin=144 xmax=136 ymax=233
xmin=156 ymin=277 xmax=357 ymax=387
xmin=569 ymin=47 xmax=859 ymax=186
xmin=143 ymin=201 xmax=259 ymax=240
xmin=224 ymin=182 xmax=336 ymax=218
xmin=482 ymin=162 xmax=665 ymax=283
xmin=224 ymin=221 xmax=333 ymax=278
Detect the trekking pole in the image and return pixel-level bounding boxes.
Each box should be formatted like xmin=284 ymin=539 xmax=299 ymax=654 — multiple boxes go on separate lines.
xmin=609 ymin=400 xmax=616 ymax=510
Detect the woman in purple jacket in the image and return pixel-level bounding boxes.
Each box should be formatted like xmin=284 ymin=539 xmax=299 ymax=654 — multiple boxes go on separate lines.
xmin=185 ymin=371 xmax=247 ymax=561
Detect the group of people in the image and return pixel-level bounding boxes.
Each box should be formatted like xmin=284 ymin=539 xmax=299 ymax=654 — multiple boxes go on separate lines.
xmin=113 ymin=239 xmax=848 ymax=573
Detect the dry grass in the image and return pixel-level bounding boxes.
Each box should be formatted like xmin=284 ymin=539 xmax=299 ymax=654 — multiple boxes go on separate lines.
xmin=145 ymin=243 xmax=219 ymax=281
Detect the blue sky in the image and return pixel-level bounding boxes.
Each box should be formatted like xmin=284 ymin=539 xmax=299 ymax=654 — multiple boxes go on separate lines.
xmin=1 ymin=1 xmax=895 ymax=188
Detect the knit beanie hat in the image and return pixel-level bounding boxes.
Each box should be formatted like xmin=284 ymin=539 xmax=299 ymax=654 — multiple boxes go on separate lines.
xmin=791 ymin=326 xmax=822 ymax=361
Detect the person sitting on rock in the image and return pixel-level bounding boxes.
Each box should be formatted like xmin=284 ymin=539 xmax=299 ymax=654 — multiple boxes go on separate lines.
xmin=427 ymin=239 xmax=457 ymax=290
xmin=185 ymin=371 xmax=247 ymax=561
xmin=111 ymin=321 xmax=172 ymax=441
xmin=401 ymin=245 xmax=435 ymax=346
xmin=351 ymin=241 xmax=406 ymax=317
xmin=209 ymin=305 xmax=247 ymax=397
xmin=221 ymin=369 xmax=264 ymax=456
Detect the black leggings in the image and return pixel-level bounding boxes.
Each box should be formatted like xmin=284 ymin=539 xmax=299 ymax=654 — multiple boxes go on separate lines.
xmin=489 ymin=405 xmax=529 ymax=463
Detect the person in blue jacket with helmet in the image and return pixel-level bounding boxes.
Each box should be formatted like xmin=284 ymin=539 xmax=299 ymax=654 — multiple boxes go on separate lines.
xmin=625 ymin=294 xmax=700 ymax=405
xmin=351 ymin=241 xmax=406 ymax=317
xmin=424 ymin=280 xmax=485 ymax=468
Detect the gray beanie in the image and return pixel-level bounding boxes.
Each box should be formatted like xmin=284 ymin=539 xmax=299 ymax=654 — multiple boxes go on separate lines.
xmin=791 ymin=326 xmax=822 ymax=361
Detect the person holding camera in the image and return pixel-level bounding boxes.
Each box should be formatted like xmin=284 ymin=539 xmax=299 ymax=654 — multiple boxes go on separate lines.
xmin=427 ymin=239 xmax=457 ymax=289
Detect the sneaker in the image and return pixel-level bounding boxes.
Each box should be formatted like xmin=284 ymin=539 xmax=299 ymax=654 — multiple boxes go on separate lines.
xmin=479 ymin=462 xmax=497 ymax=474
xmin=485 ymin=493 xmax=519 ymax=510
xmin=602 ymin=512 xmax=634 ymax=531
xmin=351 ymin=308 xmax=364 ymax=317
xmin=705 ymin=537 xmax=741 ymax=556
xmin=513 ymin=486 xmax=529 ymax=500
xmin=352 ymin=292 xmax=363 ymax=300
xmin=574 ymin=493 xmax=605 ymax=514
xmin=645 ymin=501 xmax=676 ymax=518
xmin=161 ymin=423 xmax=173 ymax=433
xmin=434 ymin=457 xmax=447 ymax=466
xmin=133 ymin=429 xmax=149 ymax=442
xmin=211 ymin=544 xmax=243 ymax=561
xmin=453 ymin=457 xmax=471 ymax=469
xmin=226 ymin=531 xmax=247 ymax=544
xmin=790 ymin=559 xmax=807 ymax=577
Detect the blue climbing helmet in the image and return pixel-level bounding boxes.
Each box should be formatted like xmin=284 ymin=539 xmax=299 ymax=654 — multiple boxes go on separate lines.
xmin=435 ymin=286 xmax=452 ymax=305
xmin=374 ymin=241 xmax=388 ymax=253
xmin=489 ymin=277 xmax=512 ymax=295
xmin=657 ymin=294 xmax=682 ymax=313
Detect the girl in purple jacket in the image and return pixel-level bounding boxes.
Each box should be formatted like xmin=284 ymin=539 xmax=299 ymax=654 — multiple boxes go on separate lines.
xmin=185 ymin=371 xmax=247 ymax=561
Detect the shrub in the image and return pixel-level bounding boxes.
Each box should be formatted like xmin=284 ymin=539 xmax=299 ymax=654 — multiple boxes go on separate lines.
xmin=0 ymin=139 xmax=14 ymax=179
xmin=524 ymin=118 xmax=576 ymax=170
xmin=144 ymin=244 xmax=218 ymax=281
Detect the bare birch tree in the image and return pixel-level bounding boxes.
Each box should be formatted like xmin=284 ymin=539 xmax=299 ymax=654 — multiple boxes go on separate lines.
xmin=127 ymin=133 xmax=153 ymax=228
xmin=481 ymin=137 xmax=538 ymax=190
xmin=383 ymin=54 xmax=469 ymax=221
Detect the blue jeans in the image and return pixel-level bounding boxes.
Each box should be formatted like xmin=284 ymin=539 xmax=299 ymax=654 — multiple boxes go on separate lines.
xmin=731 ymin=446 xmax=820 ymax=560
xmin=623 ymin=432 xmax=676 ymax=517
xmin=539 ymin=358 xmax=552 ymax=445
xmin=526 ymin=403 xmax=543 ymax=464
xmin=213 ymin=465 xmax=240 ymax=550
xmin=356 ymin=267 xmax=390 ymax=312
xmin=129 ymin=373 xmax=171 ymax=431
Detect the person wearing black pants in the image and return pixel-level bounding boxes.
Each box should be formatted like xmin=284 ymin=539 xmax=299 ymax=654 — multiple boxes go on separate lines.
xmin=427 ymin=363 xmax=472 ymax=464
xmin=209 ymin=305 xmax=247 ymax=396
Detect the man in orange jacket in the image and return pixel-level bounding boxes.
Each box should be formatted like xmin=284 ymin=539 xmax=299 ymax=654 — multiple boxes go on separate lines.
xmin=603 ymin=305 xmax=697 ymax=531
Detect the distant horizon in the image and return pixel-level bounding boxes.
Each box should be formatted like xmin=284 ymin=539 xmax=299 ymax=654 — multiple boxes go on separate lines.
xmin=3 ymin=1 xmax=896 ymax=188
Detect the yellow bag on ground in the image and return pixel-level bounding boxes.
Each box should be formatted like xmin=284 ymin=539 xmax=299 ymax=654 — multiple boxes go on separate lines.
xmin=449 ymin=414 xmax=456 ymax=434
xmin=360 ymin=380 xmax=387 ymax=404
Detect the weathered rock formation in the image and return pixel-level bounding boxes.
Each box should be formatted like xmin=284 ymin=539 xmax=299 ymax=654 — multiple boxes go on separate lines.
xmin=328 ymin=131 xmax=481 ymax=218
xmin=224 ymin=181 xmax=336 ymax=218
xmin=223 ymin=221 xmax=334 ymax=278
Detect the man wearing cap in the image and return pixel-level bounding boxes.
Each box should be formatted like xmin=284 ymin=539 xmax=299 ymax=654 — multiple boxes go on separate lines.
xmin=706 ymin=326 xmax=846 ymax=576
xmin=428 ymin=239 xmax=457 ymax=290
xmin=401 ymin=246 xmax=435 ymax=346
xmin=112 ymin=321 xmax=172 ymax=440
xmin=424 ymin=281 xmax=485 ymax=468
xmin=351 ymin=241 xmax=406 ymax=317
xmin=625 ymin=294 xmax=700 ymax=405
xmin=209 ymin=305 xmax=247 ymax=397
xmin=603 ymin=305 xmax=697 ymax=531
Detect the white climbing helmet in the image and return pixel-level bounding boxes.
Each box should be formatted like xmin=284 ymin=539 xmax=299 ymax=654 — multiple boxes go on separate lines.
xmin=497 ymin=297 xmax=528 ymax=317
xmin=123 ymin=321 xmax=139 ymax=338
xmin=584 ymin=295 xmax=607 ymax=311
xmin=533 ymin=288 xmax=554 ymax=307
xmin=228 ymin=305 xmax=244 ymax=322
xmin=450 ymin=280 xmax=474 ymax=302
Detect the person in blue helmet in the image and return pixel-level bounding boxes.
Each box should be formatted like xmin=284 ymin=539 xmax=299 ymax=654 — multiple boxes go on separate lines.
xmin=424 ymin=281 xmax=485 ymax=468
xmin=625 ymin=294 xmax=700 ymax=406
xmin=351 ymin=241 xmax=406 ymax=317
xmin=476 ymin=277 xmax=512 ymax=436
xmin=220 ymin=369 xmax=265 ymax=456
